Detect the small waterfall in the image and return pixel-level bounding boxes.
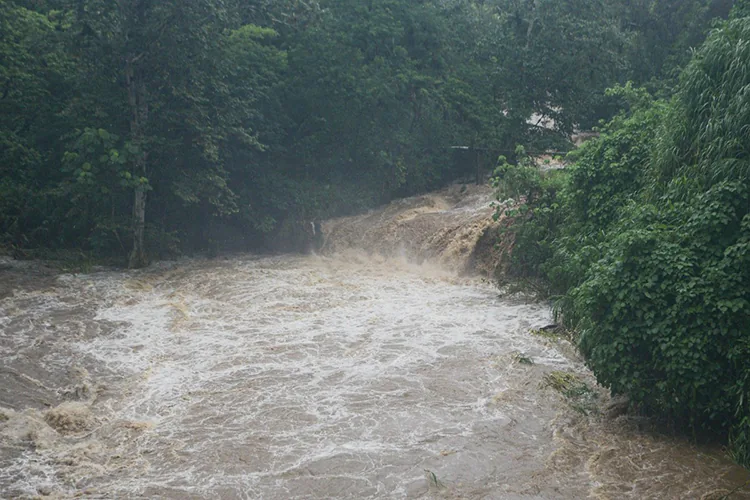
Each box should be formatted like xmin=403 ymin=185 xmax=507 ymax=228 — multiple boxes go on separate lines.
xmin=320 ymin=183 xmax=501 ymax=273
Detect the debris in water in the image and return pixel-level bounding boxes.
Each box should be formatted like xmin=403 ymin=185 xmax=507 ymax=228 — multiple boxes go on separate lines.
xmin=542 ymin=371 xmax=578 ymax=393
xmin=513 ymin=352 xmax=534 ymax=365
xmin=542 ymin=371 xmax=599 ymax=415
xmin=1 ymin=410 xmax=59 ymax=449
xmin=530 ymin=326 xmax=571 ymax=341
xmin=424 ymin=469 xmax=446 ymax=490
xmin=44 ymin=402 xmax=93 ymax=435
xmin=120 ymin=420 xmax=154 ymax=431
xmin=124 ymin=279 xmax=153 ymax=292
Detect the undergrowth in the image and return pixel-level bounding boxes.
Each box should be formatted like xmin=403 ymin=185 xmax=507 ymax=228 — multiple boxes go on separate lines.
xmin=542 ymin=371 xmax=599 ymax=416
xmin=492 ymin=20 xmax=750 ymax=468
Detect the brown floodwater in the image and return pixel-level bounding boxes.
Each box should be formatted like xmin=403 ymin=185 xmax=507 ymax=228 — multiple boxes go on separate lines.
xmin=1 ymin=185 xmax=748 ymax=499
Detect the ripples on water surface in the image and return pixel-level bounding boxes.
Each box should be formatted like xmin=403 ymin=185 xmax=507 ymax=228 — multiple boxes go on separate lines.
xmin=1 ymin=186 xmax=749 ymax=498
xmin=1 ymin=255 xmax=747 ymax=499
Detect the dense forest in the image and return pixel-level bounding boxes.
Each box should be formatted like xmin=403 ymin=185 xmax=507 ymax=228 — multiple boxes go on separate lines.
xmin=496 ymin=1 xmax=750 ymax=467
xmin=0 ymin=0 xmax=736 ymax=265
xmin=2 ymin=0 xmax=749 ymax=468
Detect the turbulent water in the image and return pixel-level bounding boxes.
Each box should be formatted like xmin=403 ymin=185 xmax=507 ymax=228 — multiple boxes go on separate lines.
xmin=1 ymin=185 xmax=749 ymax=499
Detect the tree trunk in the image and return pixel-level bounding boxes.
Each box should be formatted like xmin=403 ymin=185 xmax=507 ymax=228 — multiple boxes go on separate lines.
xmin=475 ymin=149 xmax=480 ymax=185
xmin=129 ymin=184 xmax=147 ymax=268
xmin=126 ymin=56 xmax=149 ymax=268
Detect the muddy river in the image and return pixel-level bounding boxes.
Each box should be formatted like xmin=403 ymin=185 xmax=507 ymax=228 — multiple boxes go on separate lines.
xmin=1 ymin=186 xmax=748 ymax=499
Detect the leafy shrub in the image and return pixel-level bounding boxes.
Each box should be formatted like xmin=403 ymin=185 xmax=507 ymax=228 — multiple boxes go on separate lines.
xmin=497 ymin=19 xmax=750 ymax=466
xmin=733 ymin=0 xmax=750 ymax=19
xmin=574 ymin=182 xmax=749 ymax=436
xmin=570 ymin=19 xmax=750 ymax=463
xmin=545 ymin=87 xmax=667 ymax=295
xmin=491 ymin=147 xmax=567 ymax=288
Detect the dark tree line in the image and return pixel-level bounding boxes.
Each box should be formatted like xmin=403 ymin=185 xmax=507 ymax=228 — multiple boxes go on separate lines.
xmin=0 ymin=0 xmax=734 ymax=264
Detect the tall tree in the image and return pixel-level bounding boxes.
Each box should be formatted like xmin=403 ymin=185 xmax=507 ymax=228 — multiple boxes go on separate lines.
xmin=1 ymin=0 xmax=737 ymax=259
xmin=67 ymin=0 xmax=252 ymax=266
xmin=0 ymin=1 xmax=73 ymax=249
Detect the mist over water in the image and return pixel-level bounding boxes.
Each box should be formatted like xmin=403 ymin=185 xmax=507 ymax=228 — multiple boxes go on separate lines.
xmin=1 ymin=186 xmax=748 ymax=499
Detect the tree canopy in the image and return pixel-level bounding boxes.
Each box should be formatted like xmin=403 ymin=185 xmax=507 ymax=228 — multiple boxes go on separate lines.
xmin=2 ymin=0 xmax=733 ymax=262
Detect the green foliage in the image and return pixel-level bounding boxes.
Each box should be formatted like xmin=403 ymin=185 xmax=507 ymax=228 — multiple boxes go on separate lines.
xmin=654 ymin=17 xmax=750 ymax=189
xmin=544 ymin=87 xmax=669 ymax=294
xmin=618 ymin=1 xmax=734 ymax=92
xmin=732 ymin=415 xmax=750 ymax=466
xmin=498 ymin=17 xmax=750 ymax=466
xmin=732 ymin=0 xmax=750 ymax=18
xmin=491 ymin=148 xmax=568 ymax=288
xmin=512 ymin=352 xmax=534 ymax=365
xmin=574 ymin=182 xmax=749 ymax=433
xmin=0 ymin=0 xmax=737 ymax=261
xmin=493 ymin=147 xmax=542 ymax=203
xmin=542 ymin=371 xmax=599 ymax=415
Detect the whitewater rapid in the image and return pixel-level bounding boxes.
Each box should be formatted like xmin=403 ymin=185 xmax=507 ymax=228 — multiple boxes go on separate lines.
xmin=1 ymin=185 xmax=748 ymax=499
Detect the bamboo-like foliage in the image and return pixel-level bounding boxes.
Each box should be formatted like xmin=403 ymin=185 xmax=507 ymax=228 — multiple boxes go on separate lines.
xmin=494 ymin=13 xmax=750 ymax=467
xmin=655 ymin=18 xmax=750 ymax=189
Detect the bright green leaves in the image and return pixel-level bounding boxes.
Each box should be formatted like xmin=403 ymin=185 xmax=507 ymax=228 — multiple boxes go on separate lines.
xmin=492 ymin=149 xmax=544 ymax=203
xmin=497 ymin=15 xmax=750 ymax=466
xmin=732 ymin=0 xmax=750 ymax=19
xmin=656 ymin=18 xmax=750 ymax=188
xmin=229 ymin=24 xmax=279 ymax=42
xmin=63 ymin=128 xmax=149 ymax=195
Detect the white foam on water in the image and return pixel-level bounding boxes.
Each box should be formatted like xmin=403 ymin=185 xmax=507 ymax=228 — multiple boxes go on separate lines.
xmin=2 ymin=184 xmax=748 ymax=498
xmin=43 ymin=255 xmax=568 ymax=498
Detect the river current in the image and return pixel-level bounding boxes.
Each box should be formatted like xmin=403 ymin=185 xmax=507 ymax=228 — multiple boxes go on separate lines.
xmin=1 ymin=185 xmax=748 ymax=499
